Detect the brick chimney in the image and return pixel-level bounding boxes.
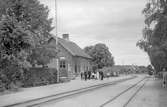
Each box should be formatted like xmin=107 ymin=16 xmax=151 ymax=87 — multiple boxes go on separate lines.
xmin=62 ymin=34 xmax=69 ymax=40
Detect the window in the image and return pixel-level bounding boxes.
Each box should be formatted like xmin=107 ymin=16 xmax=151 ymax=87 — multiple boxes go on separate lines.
xmin=60 ymin=60 xmax=66 ymax=68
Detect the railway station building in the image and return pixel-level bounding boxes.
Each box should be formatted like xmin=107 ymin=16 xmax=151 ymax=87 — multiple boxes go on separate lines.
xmin=47 ymin=34 xmax=92 ymax=80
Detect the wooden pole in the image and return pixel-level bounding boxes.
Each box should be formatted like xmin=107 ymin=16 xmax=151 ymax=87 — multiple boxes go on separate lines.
xmin=55 ymin=0 xmax=59 ymax=83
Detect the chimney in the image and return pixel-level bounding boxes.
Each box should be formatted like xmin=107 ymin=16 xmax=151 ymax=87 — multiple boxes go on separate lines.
xmin=62 ymin=34 xmax=69 ymax=40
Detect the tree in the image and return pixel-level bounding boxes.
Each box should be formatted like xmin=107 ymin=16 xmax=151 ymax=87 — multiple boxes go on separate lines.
xmin=84 ymin=43 xmax=114 ymax=71
xmin=0 ymin=0 xmax=53 ymax=41
xmin=0 ymin=0 xmax=56 ymax=89
xmin=0 ymin=0 xmax=55 ymax=65
xmin=0 ymin=13 xmax=34 ymax=89
xmin=27 ymin=45 xmax=58 ymax=67
xmin=137 ymin=0 xmax=167 ymax=72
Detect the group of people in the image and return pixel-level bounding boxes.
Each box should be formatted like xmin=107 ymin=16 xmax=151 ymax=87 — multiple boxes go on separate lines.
xmin=80 ymin=70 xmax=104 ymax=81
xmin=80 ymin=70 xmax=91 ymax=80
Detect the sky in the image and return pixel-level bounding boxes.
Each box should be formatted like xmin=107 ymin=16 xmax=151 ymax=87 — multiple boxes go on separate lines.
xmin=39 ymin=0 xmax=150 ymax=66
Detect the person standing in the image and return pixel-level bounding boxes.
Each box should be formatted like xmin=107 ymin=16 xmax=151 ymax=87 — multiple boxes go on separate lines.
xmin=99 ymin=71 xmax=104 ymax=80
xmin=96 ymin=71 xmax=99 ymax=80
xmin=80 ymin=71 xmax=83 ymax=80
xmin=92 ymin=71 xmax=95 ymax=79
xmin=162 ymin=68 xmax=167 ymax=88
xmin=88 ymin=70 xmax=91 ymax=80
xmin=84 ymin=71 xmax=87 ymax=81
xmin=101 ymin=71 xmax=104 ymax=80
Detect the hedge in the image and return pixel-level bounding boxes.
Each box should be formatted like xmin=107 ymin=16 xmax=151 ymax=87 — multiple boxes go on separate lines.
xmin=22 ymin=67 xmax=57 ymax=87
xmin=0 ymin=67 xmax=57 ymax=92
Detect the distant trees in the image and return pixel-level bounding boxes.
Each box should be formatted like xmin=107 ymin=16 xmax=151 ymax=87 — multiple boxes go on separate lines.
xmin=0 ymin=0 xmax=57 ymax=90
xmin=137 ymin=0 xmax=167 ymax=72
xmin=84 ymin=43 xmax=114 ymax=71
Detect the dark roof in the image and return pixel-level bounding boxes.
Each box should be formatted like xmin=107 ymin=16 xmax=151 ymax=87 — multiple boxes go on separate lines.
xmin=48 ymin=37 xmax=91 ymax=59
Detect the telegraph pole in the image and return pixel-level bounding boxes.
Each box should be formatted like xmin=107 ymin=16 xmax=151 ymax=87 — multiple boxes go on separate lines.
xmin=55 ymin=0 xmax=59 ymax=83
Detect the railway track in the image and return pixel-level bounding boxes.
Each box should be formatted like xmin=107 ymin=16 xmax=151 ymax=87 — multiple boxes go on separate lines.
xmin=4 ymin=76 xmax=137 ymax=107
xmin=100 ymin=77 xmax=148 ymax=107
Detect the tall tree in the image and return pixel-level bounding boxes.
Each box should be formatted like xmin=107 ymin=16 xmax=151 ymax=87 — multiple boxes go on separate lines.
xmin=84 ymin=43 xmax=114 ymax=71
xmin=0 ymin=11 xmax=34 ymax=88
xmin=137 ymin=0 xmax=167 ymax=72
xmin=0 ymin=0 xmax=56 ymax=89
xmin=0 ymin=0 xmax=53 ymax=42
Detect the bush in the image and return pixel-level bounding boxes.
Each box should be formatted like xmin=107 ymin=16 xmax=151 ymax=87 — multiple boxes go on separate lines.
xmin=0 ymin=67 xmax=57 ymax=92
xmin=22 ymin=67 xmax=57 ymax=87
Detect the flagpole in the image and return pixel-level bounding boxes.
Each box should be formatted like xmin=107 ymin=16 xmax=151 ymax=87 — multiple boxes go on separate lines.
xmin=55 ymin=0 xmax=59 ymax=83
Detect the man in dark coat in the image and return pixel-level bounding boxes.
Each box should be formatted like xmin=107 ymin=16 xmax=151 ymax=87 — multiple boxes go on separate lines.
xmin=99 ymin=71 xmax=104 ymax=80
xmin=84 ymin=71 xmax=87 ymax=81
xmin=88 ymin=70 xmax=91 ymax=80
